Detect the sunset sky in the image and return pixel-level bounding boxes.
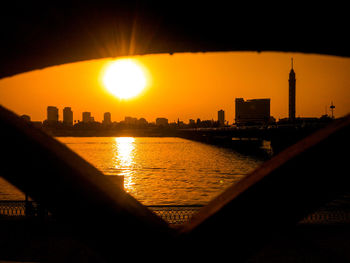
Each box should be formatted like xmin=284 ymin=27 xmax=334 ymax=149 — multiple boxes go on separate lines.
xmin=0 ymin=51 xmax=349 ymax=124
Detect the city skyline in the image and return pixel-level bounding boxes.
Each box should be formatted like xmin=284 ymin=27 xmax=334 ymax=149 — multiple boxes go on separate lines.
xmin=17 ymin=58 xmax=337 ymax=126
xmin=0 ymin=52 xmax=349 ymax=123
xmin=35 ymin=105 xmax=227 ymax=125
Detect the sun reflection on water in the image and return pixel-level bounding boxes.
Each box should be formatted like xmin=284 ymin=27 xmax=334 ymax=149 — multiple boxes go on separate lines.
xmin=114 ymin=137 xmax=135 ymax=192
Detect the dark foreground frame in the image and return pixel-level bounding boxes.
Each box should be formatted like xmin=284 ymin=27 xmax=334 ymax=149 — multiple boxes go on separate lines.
xmin=1 ymin=106 xmax=350 ymax=262
xmin=1 ymin=2 xmax=350 ymax=261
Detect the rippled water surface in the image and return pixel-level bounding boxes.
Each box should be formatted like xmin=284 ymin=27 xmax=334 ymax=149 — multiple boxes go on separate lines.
xmin=0 ymin=137 xmax=263 ymax=205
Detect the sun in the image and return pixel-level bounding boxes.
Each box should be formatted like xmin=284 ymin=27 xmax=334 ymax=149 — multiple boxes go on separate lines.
xmin=103 ymin=59 xmax=147 ymax=99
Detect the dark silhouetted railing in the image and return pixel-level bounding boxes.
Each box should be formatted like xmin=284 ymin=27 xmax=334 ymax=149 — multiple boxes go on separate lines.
xmin=2 ymin=201 xmax=350 ymax=225
xmin=0 ymin=200 xmax=27 ymax=216
xmin=0 ymin=200 xmax=49 ymax=217
xmin=148 ymin=205 xmax=203 ymax=225
xmin=0 ymin=201 xmax=201 ymax=224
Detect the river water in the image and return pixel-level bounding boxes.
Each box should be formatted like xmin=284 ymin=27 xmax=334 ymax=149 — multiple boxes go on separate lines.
xmin=0 ymin=137 xmax=263 ymax=205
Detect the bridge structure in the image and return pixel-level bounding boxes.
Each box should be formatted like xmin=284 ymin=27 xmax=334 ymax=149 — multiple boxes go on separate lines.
xmin=1 ymin=2 xmax=350 ymax=262
xmin=176 ymin=123 xmax=331 ymax=154
xmin=3 ymin=200 xmax=350 ymax=226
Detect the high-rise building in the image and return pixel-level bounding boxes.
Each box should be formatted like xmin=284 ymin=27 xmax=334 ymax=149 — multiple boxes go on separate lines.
xmin=289 ymin=58 xmax=296 ymax=120
xmin=218 ymin=109 xmax=225 ymax=126
xmin=82 ymin=112 xmax=91 ymax=123
xmin=103 ymin=112 xmax=111 ymax=125
xmin=47 ymin=106 xmax=58 ymax=123
xmin=125 ymin=116 xmax=138 ymax=125
xmin=235 ymin=98 xmax=270 ymax=125
xmin=156 ymin=117 xmax=168 ymax=126
xmin=63 ymin=107 xmax=73 ymax=126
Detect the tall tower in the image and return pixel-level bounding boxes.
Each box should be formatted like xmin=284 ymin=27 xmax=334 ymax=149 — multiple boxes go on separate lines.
xmin=82 ymin=112 xmax=91 ymax=123
xmin=330 ymin=101 xmax=335 ymax=119
xmin=103 ymin=112 xmax=111 ymax=125
xmin=289 ymin=58 xmax=296 ymax=120
xmin=218 ymin=109 xmax=225 ymax=126
xmin=63 ymin=107 xmax=73 ymax=126
xmin=47 ymin=106 xmax=59 ymax=123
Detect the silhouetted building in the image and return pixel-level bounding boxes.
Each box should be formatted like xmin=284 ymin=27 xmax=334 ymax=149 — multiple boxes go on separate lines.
xmin=289 ymin=58 xmax=296 ymax=120
xmin=103 ymin=112 xmax=111 ymax=125
xmin=235 ymin=98 xmax=270 ymax=125
xmin=156 ymin=117 xmax=168 ymax=126
xmin=138 ymin=118 xmax=148 ymax=126
xmin=63 ymin=107 xmax=73 ymax=126
xmin=125 ymin=116 xmax=138 ymax=125
xmin=198 ymin=119 xmax=216 ymax=128
xmin=47 ymin=106 xmax=59 ymax=123
xmin=82 ymin=112 xmax=91 ymax=123
xmin=218 ymin=109 xmax=225 ymax=126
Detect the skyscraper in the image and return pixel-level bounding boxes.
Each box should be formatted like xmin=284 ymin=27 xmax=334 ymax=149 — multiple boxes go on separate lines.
xmin=103 ymin=112 xmax=111 ymax=125
xmin=63 ymin=107 xmax=73 ymax=126
xmin=82 ymin=112 xmax=91 ymax=123
xmin=156 ymin=118 xmax=168 ymax=126
xmin=235 ymin=98 xmax=270 ymax=125
xmin=47 ymin=106 xmax=58 ymax=123
xmin=289 ymin=58 xmax=296 ymax=120
xmin=218 ymin=109 xmax=225 ymax=126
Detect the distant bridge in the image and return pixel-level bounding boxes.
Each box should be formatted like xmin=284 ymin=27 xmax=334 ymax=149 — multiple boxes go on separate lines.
xmin=176 ymin=122 xmax=332 ymax=154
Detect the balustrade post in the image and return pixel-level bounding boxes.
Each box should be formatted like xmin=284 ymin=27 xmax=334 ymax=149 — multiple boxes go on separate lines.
xmin=25 ymin=192 xmax=28 ymax=216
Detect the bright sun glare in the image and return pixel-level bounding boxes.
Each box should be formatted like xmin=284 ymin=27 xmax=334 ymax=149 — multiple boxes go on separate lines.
xmin=103 ymin=59 xmax=147 ymax=99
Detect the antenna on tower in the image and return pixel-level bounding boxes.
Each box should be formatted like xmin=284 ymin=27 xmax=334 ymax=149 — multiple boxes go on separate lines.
xmin=330 ymin=101 xmax=335 ymax=119
xmin=291 ymin=57 xmax=294 ymax=69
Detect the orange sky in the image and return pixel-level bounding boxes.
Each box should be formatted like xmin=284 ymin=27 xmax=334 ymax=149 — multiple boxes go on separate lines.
xmin=0 ymin=52 xmax=349 ymax=123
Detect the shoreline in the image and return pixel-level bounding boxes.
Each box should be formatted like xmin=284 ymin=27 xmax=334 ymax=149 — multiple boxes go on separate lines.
xmin=45 ymin=128 xmax=179 ymax=137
